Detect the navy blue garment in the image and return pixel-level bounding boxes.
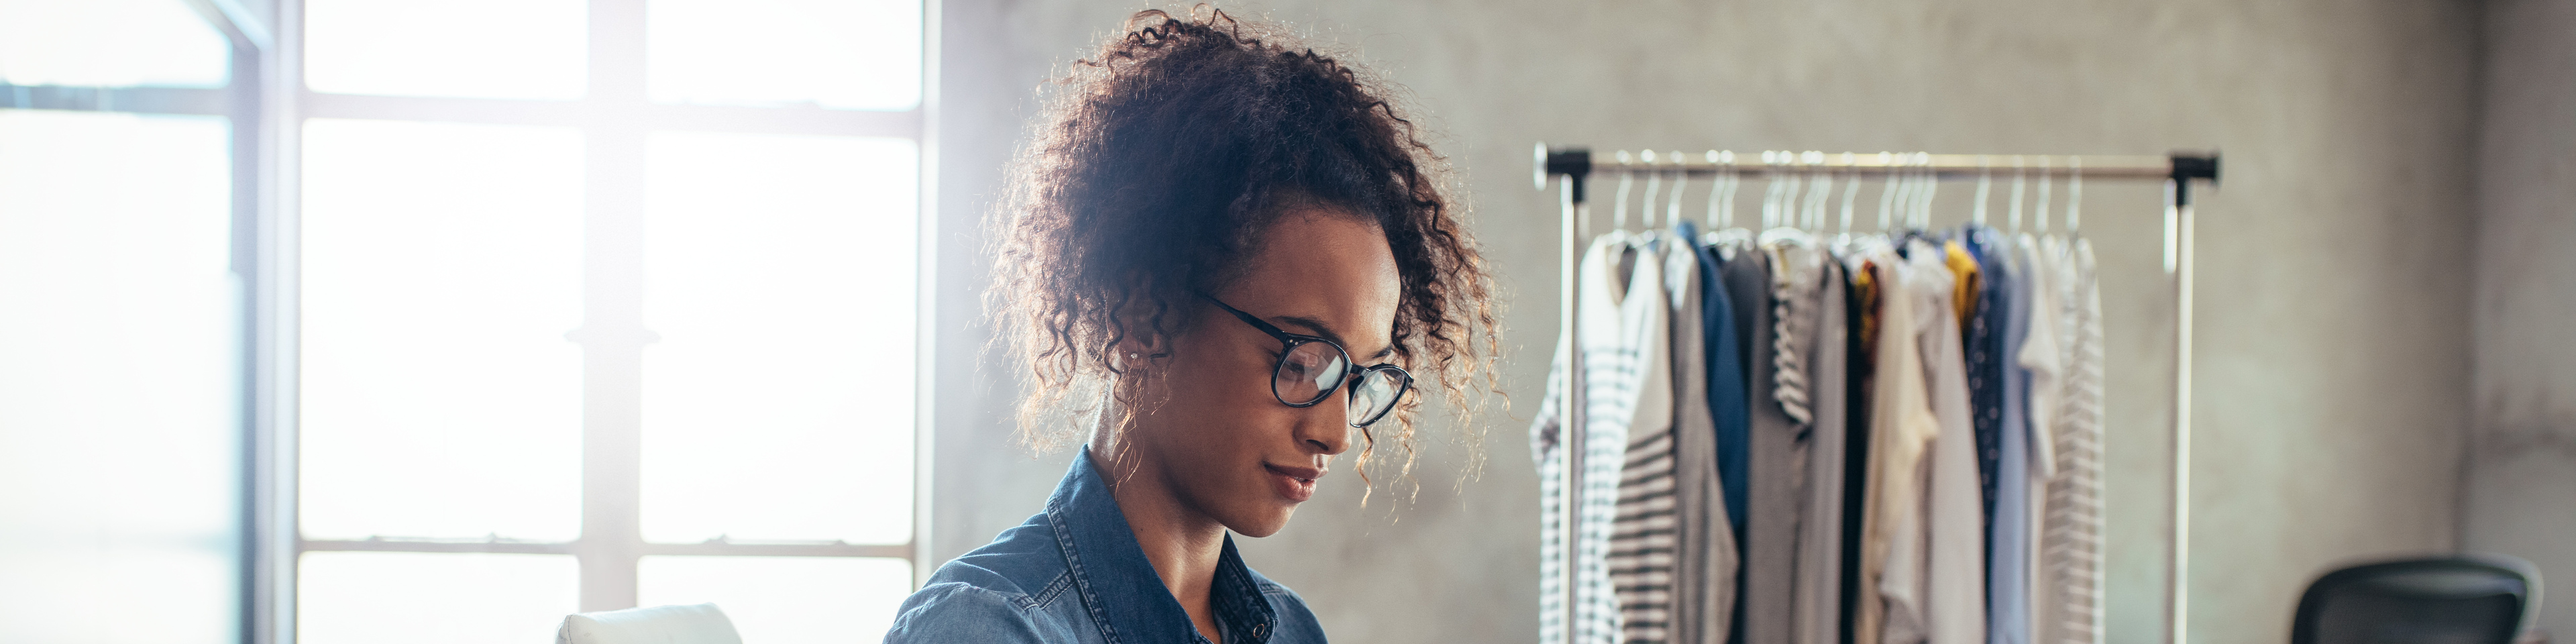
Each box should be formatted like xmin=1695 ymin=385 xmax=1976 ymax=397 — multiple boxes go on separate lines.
xmin=1677 ymin=221 xmax=1751 ymax=537
xmin=1960 ymin=225 xmax=2015 ymax=644
xmin=885 ymin=449 xmax=1326 ymax=644
xmin=1958 ymin=225 xmax=2008 ymax=577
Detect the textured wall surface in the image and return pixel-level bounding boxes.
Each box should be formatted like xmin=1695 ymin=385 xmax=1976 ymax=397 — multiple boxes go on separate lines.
xmin=2471 ymin=1 xmax=2576 ymax=641
xmin=928 ymin=2 xmax=2481 ymax=643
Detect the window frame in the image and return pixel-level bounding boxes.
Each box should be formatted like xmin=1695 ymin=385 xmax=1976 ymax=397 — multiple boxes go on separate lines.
xmin=0 ymin=1 xmax=268 ymax=641
xmin=0 ymin=2 xmax=936 ymax=637
xmin=241 ymin=0 xmax=934 ymax=641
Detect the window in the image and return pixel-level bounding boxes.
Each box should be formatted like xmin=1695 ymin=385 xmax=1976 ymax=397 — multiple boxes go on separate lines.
xmin=286 ymin=1 xmax=929 ymax=643
xmin=0 ymin=2 xmax=929 ymax=641
xmin=0 ymin=1 xmax=249 ymax=643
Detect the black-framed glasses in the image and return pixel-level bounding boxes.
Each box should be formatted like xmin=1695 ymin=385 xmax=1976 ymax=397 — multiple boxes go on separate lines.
xmin=1198 ymin=293 xmax=1413 ymax=428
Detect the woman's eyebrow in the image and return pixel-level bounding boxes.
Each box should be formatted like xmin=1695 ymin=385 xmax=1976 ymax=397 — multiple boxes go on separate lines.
xmin=1273 ymin=315 xmax=1396 ymax=360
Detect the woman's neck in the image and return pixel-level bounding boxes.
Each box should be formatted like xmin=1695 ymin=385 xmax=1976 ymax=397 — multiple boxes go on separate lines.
xmin=1090 ymin=439 xmax=1229 ymax=643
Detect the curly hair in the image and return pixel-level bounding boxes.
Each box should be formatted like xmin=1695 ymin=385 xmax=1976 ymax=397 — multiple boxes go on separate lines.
xmin=988 ymin=6 xmax=1500 ymax=494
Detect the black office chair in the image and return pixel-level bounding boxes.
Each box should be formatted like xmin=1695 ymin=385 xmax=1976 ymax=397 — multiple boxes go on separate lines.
xmin=2292 ymin=555 xmax=2542 ymax=644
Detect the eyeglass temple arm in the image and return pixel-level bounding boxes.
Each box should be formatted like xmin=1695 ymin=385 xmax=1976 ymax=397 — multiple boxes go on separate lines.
xmin=1196 ymin=292 xmax=1299 ymax=341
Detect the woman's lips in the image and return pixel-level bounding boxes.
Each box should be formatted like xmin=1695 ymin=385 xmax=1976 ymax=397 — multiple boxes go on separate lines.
xmin=1264 ymin=463 xmax=1323 ymax=502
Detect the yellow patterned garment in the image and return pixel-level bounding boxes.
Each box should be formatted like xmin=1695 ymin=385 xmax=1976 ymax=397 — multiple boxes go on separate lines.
xmin=1943 ymin=240 xmax=1982 ymax=327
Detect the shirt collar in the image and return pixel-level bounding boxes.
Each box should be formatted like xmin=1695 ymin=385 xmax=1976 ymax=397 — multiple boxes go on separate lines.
xmin=1046 ymin=447 xmax=1279 ymax=644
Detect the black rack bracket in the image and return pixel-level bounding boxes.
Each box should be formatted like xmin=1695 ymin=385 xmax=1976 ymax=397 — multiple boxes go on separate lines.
xmin=2169 ymin=151 xmax=2220 ymax=208
xmin=1534 ymin=143 xmax=1593 ymax=203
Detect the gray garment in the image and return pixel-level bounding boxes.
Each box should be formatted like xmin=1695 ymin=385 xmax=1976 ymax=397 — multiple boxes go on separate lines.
xmin=1766 ymin=240 xmax=1827 ymax=644
xmin=1723 ymin=248 xmax=1801 ymax=644
xmin=1794 ymin=259 xmax=1850 ymax=644
xmin=1662 ymin=235 xmax=1736 ymax=644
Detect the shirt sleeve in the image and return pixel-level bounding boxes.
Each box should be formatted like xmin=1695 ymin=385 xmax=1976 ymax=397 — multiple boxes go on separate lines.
xmin=882 ymin=582 xmax=1053 ymax=644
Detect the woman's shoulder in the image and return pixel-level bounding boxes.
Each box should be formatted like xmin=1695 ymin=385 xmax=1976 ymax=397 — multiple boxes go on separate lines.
xmin=926 ymin=520 xmax=1073 ymax=597
xmin=884 ymin=519 xmax=1089 ymax=643
xmin=884 ymin=580 xmax=1063 ymax=643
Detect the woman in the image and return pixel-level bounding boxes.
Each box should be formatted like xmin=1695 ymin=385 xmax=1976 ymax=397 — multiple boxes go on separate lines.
xmin=883 ymin=7 xmax=1499 ymax=644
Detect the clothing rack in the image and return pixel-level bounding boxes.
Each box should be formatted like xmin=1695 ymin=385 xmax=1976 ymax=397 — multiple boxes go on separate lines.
xmin=1532 ymin=145 xmax=2219 ymax=644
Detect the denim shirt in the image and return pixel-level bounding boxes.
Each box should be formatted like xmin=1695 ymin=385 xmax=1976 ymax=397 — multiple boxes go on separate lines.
xmin=883 ymin=449 xmax=1328 ymax=644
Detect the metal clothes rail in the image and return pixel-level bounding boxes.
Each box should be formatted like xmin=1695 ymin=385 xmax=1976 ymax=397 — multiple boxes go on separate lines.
xmin=1531 ymin=144 xmax=2220 ymax=644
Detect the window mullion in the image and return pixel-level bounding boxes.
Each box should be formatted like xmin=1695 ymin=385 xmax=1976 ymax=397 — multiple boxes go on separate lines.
xmin=577 ymin=0 xmax=653 ymax=614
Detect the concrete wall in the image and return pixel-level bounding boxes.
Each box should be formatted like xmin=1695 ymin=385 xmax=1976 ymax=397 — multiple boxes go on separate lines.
xmin=929 ymin=2 xmax=2482 ymax=643
xmin=2471 ymin=1 xmax=2576 ymax=641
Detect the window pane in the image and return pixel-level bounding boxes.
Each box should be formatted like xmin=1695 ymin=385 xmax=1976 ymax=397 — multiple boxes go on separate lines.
xmin=639 ymin=555 xmax=913 ymax=643
xmin=647 ymin=0 xmax=922 ymax=110
xmin=0 ymin=109 xmax=239 ymax=644
xmin=640 ymin=132 xmax=916 ymax=544
xmin=299 ymin=119 xmax=585 ymax=541
xmin=305 ymin=0 xmax=586 ymax=100
xmin=0 ymin=0 xmax=231 ymax=87
xmin=298 ymin=551 xmax=578 ymax=644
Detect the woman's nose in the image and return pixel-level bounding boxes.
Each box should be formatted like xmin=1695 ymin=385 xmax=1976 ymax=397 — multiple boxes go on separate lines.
xmin=1293 ymin=389 xmax=1354 ymax=455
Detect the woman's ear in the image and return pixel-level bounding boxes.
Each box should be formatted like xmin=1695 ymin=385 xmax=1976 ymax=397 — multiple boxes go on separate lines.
xmin=1112 ymin=331 xmax=1169 ymax=370
xmin=1108 ymin=272 xmax=1177 ymax=368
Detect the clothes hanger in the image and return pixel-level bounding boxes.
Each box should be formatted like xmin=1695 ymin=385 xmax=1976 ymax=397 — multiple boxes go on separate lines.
xmin=1912 ymin=152 xmax=1939 ymax=235
xmin=1713 ymin=150 xmax=1756 ymax=253
xmin=1839 ymin=153 xmax=1862 ymax=239
xmin=1613 ymin=150 xmax=1634 ymax=233
xmin=1974 ymin=155 xmax=1992 ymax=229
xmin=1666 ymin=151 xmax=1688 ymax=235
xmin=2036 ymin=154 xmax=2053 ymax=236
xmin=1803 ymin=150 xmax=1831 ymax=233
xmin=1764 ymin=152 xmax=1820 ymax=247
xmin=2009 ymin=154 xmax=2027 ymax=235
xmin=1882 ymin=153 xmax=1923 ymax=257
xmin=1758 ymin=150 xmax=1782 ymax=230
xmin=1788 ymin=151 xmax=1813 ymax=231
xmin=1703 ymin=150 xmax=1752 ymax=255
xmin=1704 ymin=150 xmax=1728 ymax=233
xmin=1720 ymin=150 xmax=1742 ymax=236
xmin=1759 ymin=152 xmax=1782 ymax=231
xmin=2067 ymin=156 xmax=2084 ymax=235
xmin=1640 ymin=149 xmax=1663 ymax=232
xmin=1642 ymin=151 xmax=1686 ymax=250
xmin=1877 ymin=152 xmax=1902 ymax=234
xmin=1896 ymin=151 xmax=1916 ymax=231
xmin=1886 ymin=152 xmax=1935 ymax=252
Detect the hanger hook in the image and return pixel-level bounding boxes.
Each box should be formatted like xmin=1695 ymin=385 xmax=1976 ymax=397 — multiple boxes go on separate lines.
xmin=2068 ymin=156 xmax=2084 ymax=232
xmin=1705 ymin=150 xmax=1726 ymax=229
xmin=1721 ymin=150 xmax=1741 ymax=229
xmin=2037 ymin=155 xmax=2053 ymax=234
xmin=1876 ymin=152 xmax=1900 ymax=231
xmin=1797 ymin=150 xmax=1823 ymax=231
xmin=1914 ymin=152 xmax=1938 ymax=229
xmin=1756 ymin=151 xmax=1775 ymax=229
xmin=1641 ymin=150 xmax=1662 ymax=230
xmin=1613 ymin=150 xmax=1633 ymax=231
xmin=1782 ymin=151 xmax=1801 ymax=230
xmin=2009 ymin=155 xmax=2027 ymax=233
xmin=1666 ymin=151 xmax=1688 ymax=231
xmin=1975 ymin=155 xmax=1992 ymax=226
xmin=1838 ymin=153 xmax=1860 ymax=234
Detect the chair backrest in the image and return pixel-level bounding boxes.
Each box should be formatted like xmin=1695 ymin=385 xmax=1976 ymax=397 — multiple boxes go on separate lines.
xmin=2292 ymin=555 xmax=2542 ymax=644
xmin=557 ymin=602 xmax=745 ymax=644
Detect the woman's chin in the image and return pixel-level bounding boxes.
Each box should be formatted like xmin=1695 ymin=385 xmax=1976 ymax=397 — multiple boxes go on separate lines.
xmin=1224 ymin=508 xmax=1296 ymax=538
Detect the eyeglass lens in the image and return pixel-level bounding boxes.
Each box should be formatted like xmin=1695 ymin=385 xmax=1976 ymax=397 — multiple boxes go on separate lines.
xmin=1273 ymin=341 xmax=1347 ymax=406
xmin=1270 ymin=341 xmax=1406 ymax=426
xmin=1348 ymin=368 xmax=1405 ymax=426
